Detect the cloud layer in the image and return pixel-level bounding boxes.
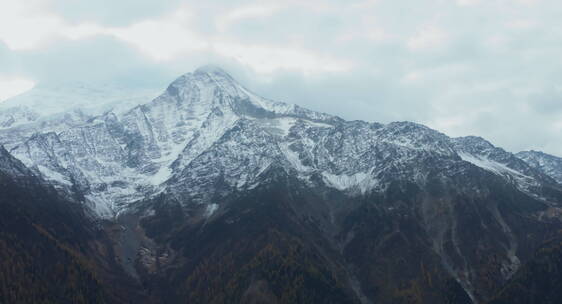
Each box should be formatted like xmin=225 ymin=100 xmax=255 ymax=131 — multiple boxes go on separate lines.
xmin=1 ymin=0 xmax=561 ymax=155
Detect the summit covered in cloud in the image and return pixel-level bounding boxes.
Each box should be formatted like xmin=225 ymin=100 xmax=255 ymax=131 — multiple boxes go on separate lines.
xmin=0 ymin=0 xmax=561 ymax=156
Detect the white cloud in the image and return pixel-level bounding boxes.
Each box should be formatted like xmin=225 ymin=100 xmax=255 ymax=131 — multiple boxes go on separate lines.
xmin=213 ymin=42 xmax=353 ymax=74
xmin=407 ymin=26 xmax=449 ymax=51
xmin=350 ymin=0 xmax=380 ymax=9
xmin=216 ymin=4 xmax=282 ymax=32
xmin=456 ymin=0 xmax=481 ymax=6
xmin=0 ymin=0 xmax=63 ymax=50
xmin=0 ymin=77 xmax=35 ymax=102
xmin=457 ymin=0 xmax=539 ymax=6
xmin=107 ymin=8 xmax=207 ymax=61
xmin=59 ymin=6 xmax=207 ymax=62
xmin=2 ymin=0 xmax=562 ymax=155
xmin=516 ymin=0 xmax=540 ymax=5
xmin=0 ymin=1 xmax=350 ymax=73
xmin=506 ymin=19 xmax=537 ymax=29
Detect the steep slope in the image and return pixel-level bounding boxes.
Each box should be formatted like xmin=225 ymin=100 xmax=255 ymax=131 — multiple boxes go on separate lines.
xmin=7 ymin=67 xmax=559 ymax=219
xmin=452 ymin=137 xmax=562 ymax=203
xmin=0 ymin=83 xmax=159 ymax=151
xmin=0 ymin=105 xmax=39 ymax=129
xmin=130 ymin=151 xmax=562 ymax=303
xmin=133 ymin=169 xmax=477 ymax=304
xmin=0 ymin=146 xmax=142 ymax=303
xmin=5 ymin=67 xmax=341 ymax=216
xmin=516 ymin=150 xmax=562 ymax=185
xmin=1 ymin=66 xmax=562 ymax=303
xmin=488 ymin=232 xmax=562 ymax=304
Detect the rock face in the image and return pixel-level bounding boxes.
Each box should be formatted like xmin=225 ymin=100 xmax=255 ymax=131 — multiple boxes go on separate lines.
xmin=1 ymin=66 xmax=562 ymax=303
xmin=0 ymin=145 xmax=142 ymax=303
xmin=2 ymin=67 xmax=559 ymax=218
xmin=488 ymin=232 xmax=562 ymax=304
xmin=516 ymin=150 xmax=562 ymax=185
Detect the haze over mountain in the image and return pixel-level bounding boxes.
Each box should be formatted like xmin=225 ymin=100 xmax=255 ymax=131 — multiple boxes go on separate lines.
xmin=1 ymin=67 xmax=561 ymax=304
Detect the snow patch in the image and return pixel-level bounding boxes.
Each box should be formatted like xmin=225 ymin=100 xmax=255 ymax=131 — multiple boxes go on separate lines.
xmin=204 ymin=203 xmax=219 ymax=218
xmin=279 ymin=142 xmax=312 ymax=172
xmin=459 ymin=152 xmax=538 ymax=193
xmin=37 ymin=165 xmax=72 ymax=186
xmin=150 ymin=166 xmax=172 ymax=185
xmin=303 ymin=120 xmax=334 ymax=129
xmin=274 ymin=117 xmax=296 ymax=136
xmin=459 ymin=152 xmax=525 ymax=177
xmin=84 ymin=194 xmax=114 ymax=218
xmin=322 ymin=171 xmax=378 ymax=194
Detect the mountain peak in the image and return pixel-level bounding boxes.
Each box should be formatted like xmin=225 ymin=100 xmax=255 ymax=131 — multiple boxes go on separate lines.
xmin=163 ymin=66 xmax=251 ymax=112
xmin=167 ymin=65 xmax=239 ymax=93
xmin=194 ymin=65 xmax=232 ymax=77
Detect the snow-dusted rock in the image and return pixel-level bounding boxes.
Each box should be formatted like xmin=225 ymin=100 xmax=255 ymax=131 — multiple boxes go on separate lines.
xmin=517 ymin=150 xmax=562 ymax=184
xmin=1 ymin=66 xmax=559 ymax=218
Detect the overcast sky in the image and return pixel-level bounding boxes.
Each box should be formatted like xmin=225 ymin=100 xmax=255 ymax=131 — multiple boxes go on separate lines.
xmin=0 ymin=0 xmax=561 ymax=155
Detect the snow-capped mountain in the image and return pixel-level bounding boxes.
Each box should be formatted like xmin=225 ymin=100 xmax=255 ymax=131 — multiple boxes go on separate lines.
xmin=0 ymin=66 xmax=559 ymax=219
xmin=2 ymin=66 xmax=562 ymax=303
xmin=516 ymin=150 xmax=562 ymax=184
xmin=0 ymin=82 xmax=160 ymax=118
xmin=0 ymin=144 xmax=144 ymax=304
xmin=0 ymin=82 xmax=161 ymax=162
xmin=0 ymin=105 xmax=40 ymax=129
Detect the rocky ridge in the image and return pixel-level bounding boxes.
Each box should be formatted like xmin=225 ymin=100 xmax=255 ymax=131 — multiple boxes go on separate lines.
xmin=516 ymin=150 xmax=562 ymax=184
xmin=0 ymin=66 xmax=559 ymax=219
xmin=1 ymin=66 xmax=562 ymax=303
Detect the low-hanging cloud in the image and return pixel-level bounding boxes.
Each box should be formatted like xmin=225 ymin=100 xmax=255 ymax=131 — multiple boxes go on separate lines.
xmin=0 ymin=0 xmax=561 ymax=156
